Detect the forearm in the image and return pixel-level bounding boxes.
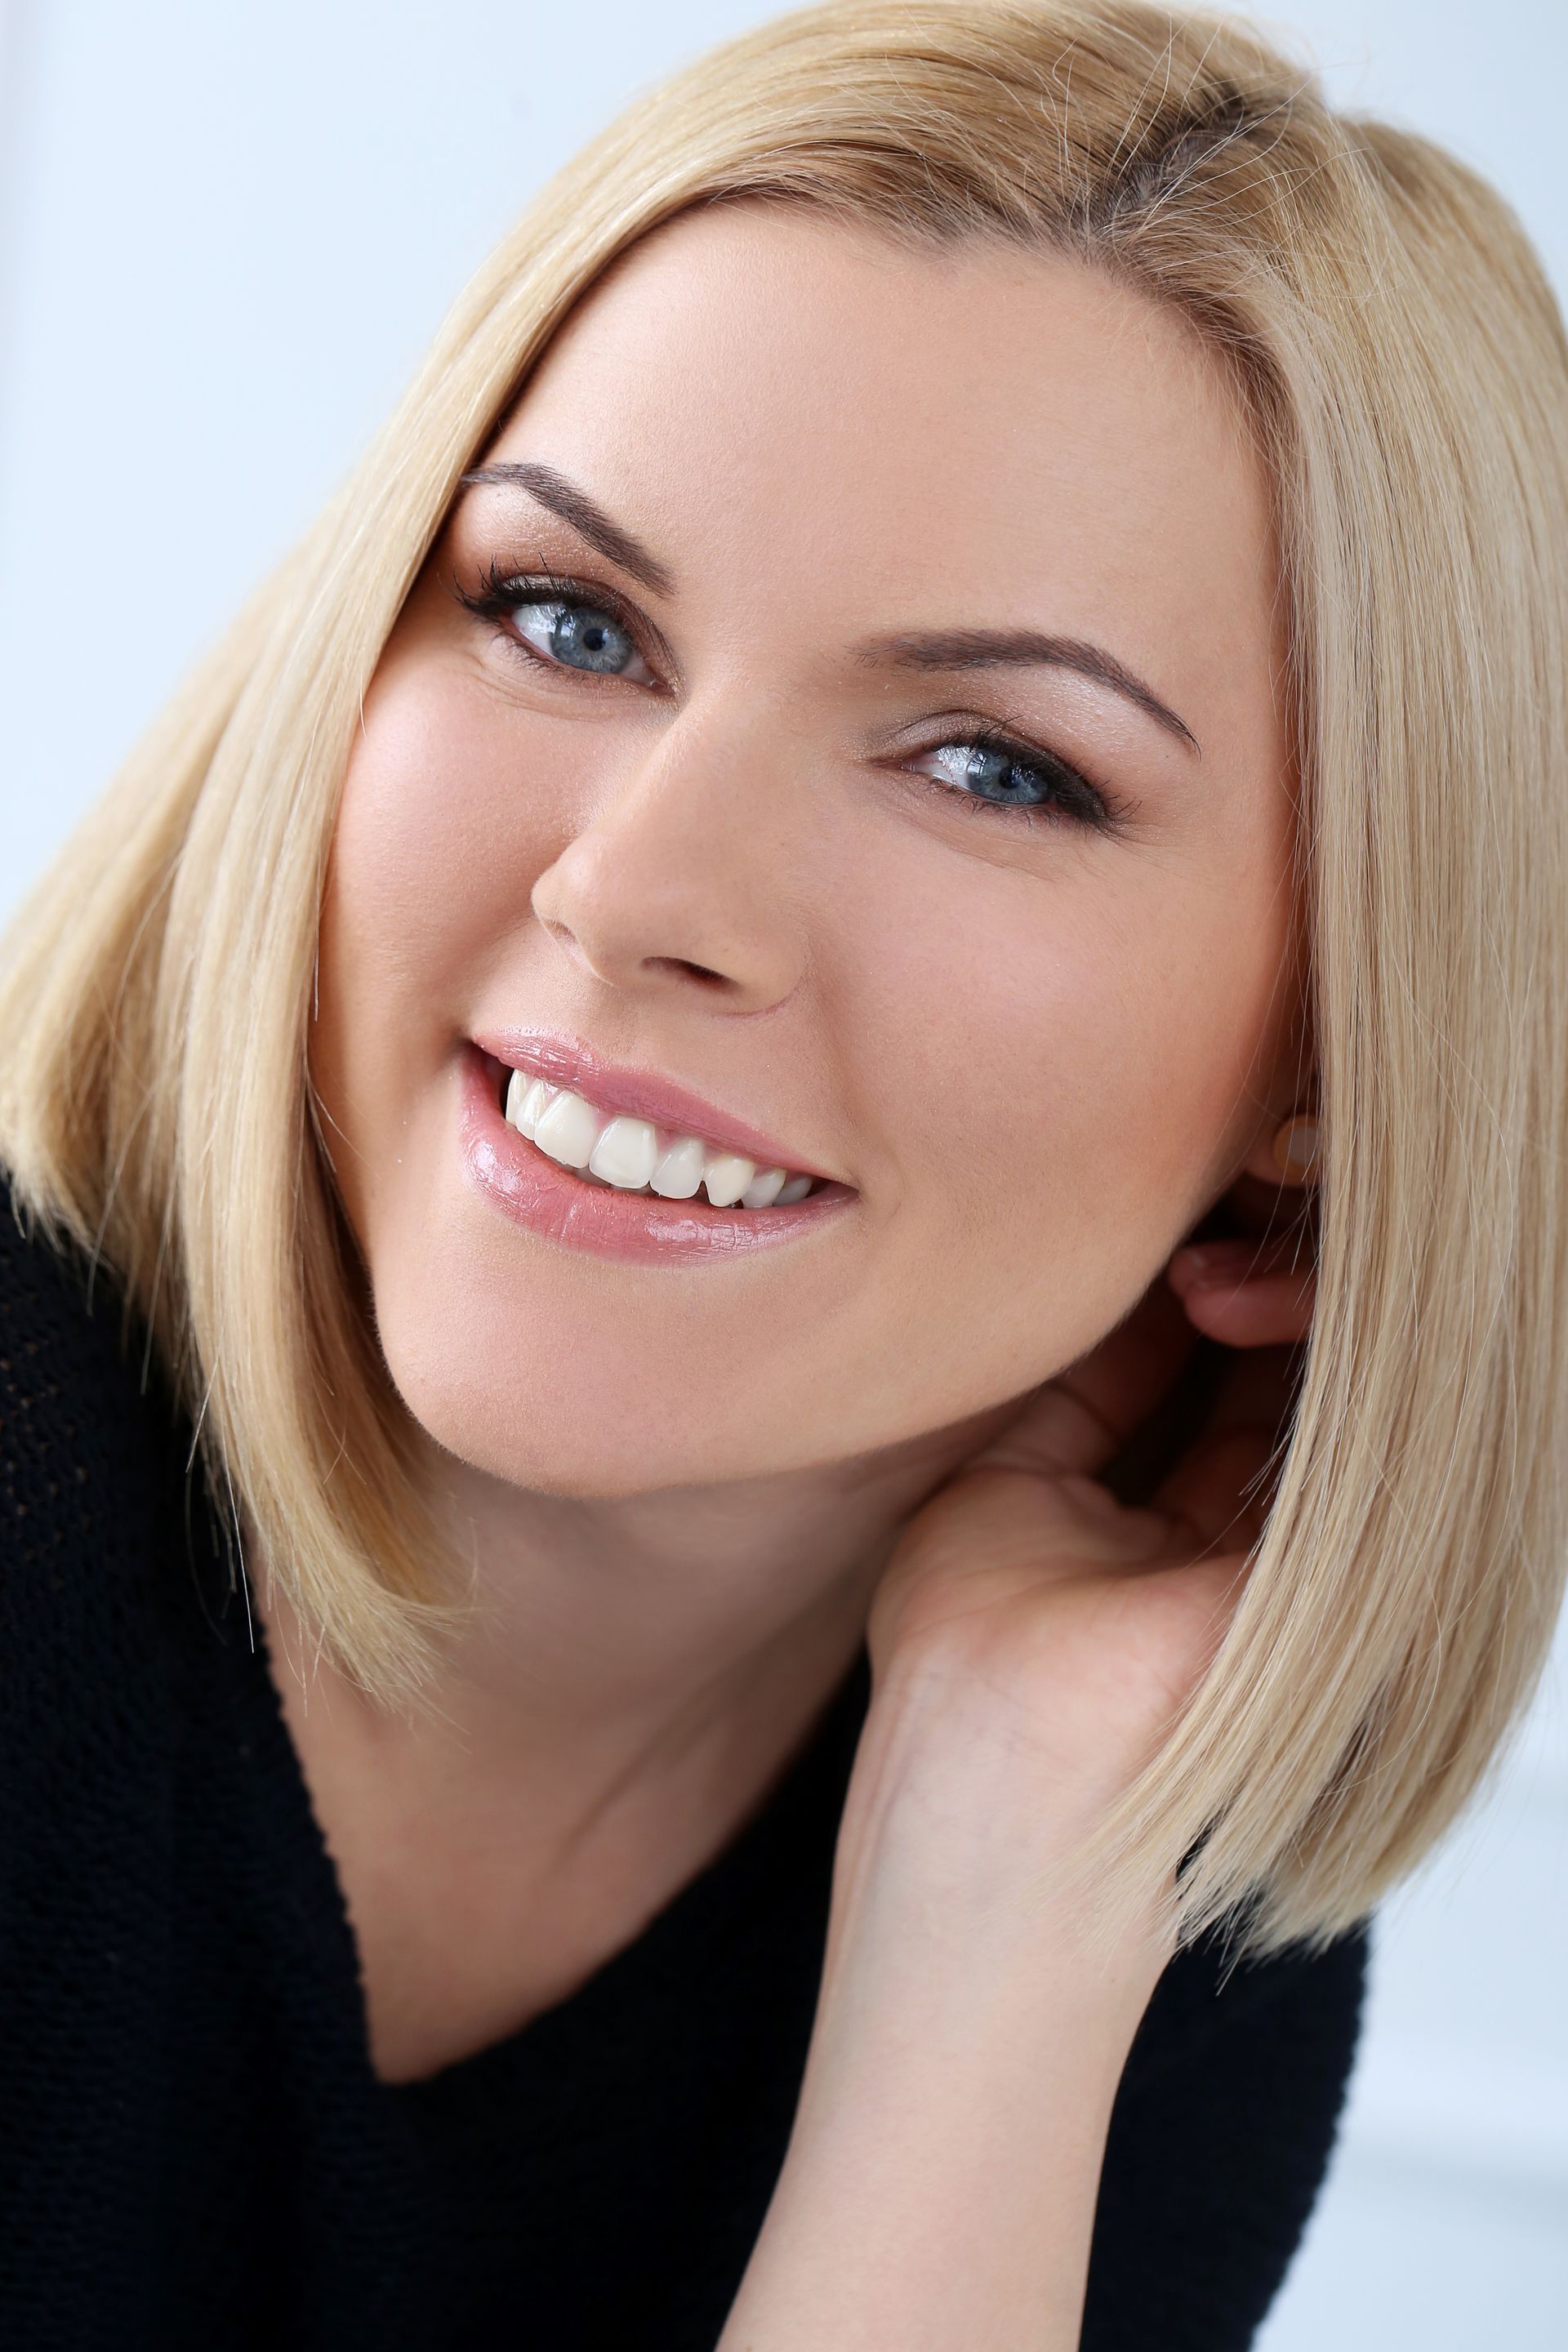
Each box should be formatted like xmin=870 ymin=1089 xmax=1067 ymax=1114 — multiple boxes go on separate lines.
xmin=717 ymin=1943 xmax=1150 ymax=2350
xmin=716 ymin=1696 xmax=1169 ymax=2350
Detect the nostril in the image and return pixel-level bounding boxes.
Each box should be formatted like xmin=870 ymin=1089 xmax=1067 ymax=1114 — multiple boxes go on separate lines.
xmin=648 ymin=956 xmax=732 ymax=987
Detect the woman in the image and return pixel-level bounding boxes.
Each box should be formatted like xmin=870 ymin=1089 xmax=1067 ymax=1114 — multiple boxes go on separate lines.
xmin=1 ymin=2 xmax=1563 ymax=2345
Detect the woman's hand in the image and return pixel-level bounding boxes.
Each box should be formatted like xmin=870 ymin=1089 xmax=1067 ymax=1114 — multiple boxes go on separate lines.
xmin=853 ymin=1184 xmax=1319 ymax=1898
xmin=718 ymin=1195 xmax=1319 ymax=2352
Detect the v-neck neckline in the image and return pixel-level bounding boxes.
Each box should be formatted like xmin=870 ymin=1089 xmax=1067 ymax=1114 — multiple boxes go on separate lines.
xmin=217 ymin=1577 xmax=873 ymax=2103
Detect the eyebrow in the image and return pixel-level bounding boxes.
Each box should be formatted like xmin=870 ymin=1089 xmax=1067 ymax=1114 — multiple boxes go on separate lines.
xmin=458 ymin=460 xmax=1199 ymax=755
xmin=459 ymin=461 xmax=675 ymax=599
xmin=849 ymin=628 xmax=1200 ymax=753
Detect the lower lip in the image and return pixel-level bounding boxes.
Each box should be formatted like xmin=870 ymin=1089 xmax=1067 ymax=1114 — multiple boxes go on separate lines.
xmin=456 ymin=1045 xmax=859 ymax=1266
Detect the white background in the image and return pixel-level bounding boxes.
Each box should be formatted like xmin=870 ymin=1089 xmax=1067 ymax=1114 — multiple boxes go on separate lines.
xmin=1 ymin=3 xmax=1563 ymax=2340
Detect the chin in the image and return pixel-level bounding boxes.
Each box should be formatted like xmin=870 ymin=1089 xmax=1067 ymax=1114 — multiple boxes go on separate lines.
xmin=370 ymin=1296 xmax=816 ymax=1499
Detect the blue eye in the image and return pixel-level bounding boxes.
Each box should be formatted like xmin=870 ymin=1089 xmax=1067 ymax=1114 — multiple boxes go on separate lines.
xmin=454 ymin=564 xmax=1124 ymax=836
xmin=511 ymin=596 xmax=653 ymax=680
xmin=908 ymin=724 xmax=1112 ymax=831
xmin=931 ymin=739 xmax=1051 ymax=806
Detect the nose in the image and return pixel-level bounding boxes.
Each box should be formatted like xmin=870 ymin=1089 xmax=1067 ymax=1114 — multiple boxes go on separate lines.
xmin=528 ymin=697 xmax=811 ymax=1011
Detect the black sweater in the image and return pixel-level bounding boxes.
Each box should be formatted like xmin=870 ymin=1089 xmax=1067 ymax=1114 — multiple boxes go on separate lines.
xmin=0 ymin=1183 xmax=1366 ymax=2351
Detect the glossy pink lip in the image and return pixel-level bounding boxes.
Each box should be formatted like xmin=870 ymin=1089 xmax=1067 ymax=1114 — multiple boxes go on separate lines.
xmin=470 ymin=1024 xmax=844 ymax=1183
xmin=457 ymin=1045 xmax=858 ymax=1266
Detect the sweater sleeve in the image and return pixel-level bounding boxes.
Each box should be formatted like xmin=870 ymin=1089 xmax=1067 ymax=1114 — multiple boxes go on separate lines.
xmin=1081 ymin=1922 xmax=1370 ymax=2351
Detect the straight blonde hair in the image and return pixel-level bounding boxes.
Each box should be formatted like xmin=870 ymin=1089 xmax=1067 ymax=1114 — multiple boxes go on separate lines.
xmin=2 ymin=0 xmax=1566 ymax=1958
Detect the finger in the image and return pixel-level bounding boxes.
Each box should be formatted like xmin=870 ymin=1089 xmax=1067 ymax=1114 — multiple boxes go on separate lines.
xmin=974 ymin=1269 xmax=1202 ymax=1483
xmin=1169 ymin=1228 xmax=1316 ymax=1325
xmin=1174 ymin=1264 xmax=1316 ymax=1348
xmin=1151 ymin=1419 xmax=1281 ymax=1561
xmin=1149 ymin=1340 xmax=1300 ymax=1557
xmin=1167 ymin=1232 xmax=1315 ymax=1293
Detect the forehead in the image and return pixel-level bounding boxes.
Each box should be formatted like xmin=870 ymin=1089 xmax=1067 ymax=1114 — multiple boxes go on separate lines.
xmin=479 ymin=205 xmax=1277 ymax=696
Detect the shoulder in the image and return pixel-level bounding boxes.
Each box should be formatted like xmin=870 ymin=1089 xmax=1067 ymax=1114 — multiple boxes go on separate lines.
xmin=0 ymin=1179 xmax=238 ymax=2246
xmin=1125 ymin=1916 xmax=1370 ymax=2099
xmin=0 ymin=1176 xmax=186 ymax=1566
xmin=0 ymin=1171 xmax=216 ymax=1774
xmin=1084 ymin=1923 xmax=1370 ymax=2349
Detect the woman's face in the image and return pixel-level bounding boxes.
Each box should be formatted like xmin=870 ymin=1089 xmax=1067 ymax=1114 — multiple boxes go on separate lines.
xmin=313 ymin=203 xmax=1303 ymax=1499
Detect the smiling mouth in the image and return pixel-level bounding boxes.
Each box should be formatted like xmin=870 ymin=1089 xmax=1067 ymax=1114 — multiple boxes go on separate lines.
xmin=489 ymin=1058 xmax=831 ymax=1209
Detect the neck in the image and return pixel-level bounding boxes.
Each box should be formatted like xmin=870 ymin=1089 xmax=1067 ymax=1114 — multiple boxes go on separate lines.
xmin=250 ymin=1400 xmax=1016 ymax=1812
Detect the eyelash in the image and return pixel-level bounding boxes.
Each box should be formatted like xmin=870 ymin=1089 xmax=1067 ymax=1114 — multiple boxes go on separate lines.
xmin=452 ymin=559 xmax=1130 ymax=837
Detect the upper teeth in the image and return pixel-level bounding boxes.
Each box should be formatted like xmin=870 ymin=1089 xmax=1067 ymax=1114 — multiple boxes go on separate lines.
xmin=504 ymin=1071 xmax=817 ymax=1208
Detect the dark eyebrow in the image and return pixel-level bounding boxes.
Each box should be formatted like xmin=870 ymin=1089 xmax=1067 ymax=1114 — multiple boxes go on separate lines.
xmin=849 ymin=627 xmax=1200 ymax=754
xmin=458 ymin=460 xmax=1196 ymax=754
xmin=458 ymin=460 xmax=675 ymax=599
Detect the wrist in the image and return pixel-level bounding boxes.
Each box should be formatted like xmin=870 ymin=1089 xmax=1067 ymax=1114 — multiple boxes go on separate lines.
xmin=721 ymin=1846 xmax=1156 ymax=2352
xmin=830 ymin=1659 xmax=1177 ymax=1983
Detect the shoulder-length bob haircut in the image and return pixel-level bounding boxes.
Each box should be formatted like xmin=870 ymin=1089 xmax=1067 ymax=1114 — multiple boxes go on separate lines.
xmin=2 ymin=0 xmax=1566 ymax=1958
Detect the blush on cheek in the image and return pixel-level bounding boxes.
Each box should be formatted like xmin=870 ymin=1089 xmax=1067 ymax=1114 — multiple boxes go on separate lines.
xmin=920 ymin=963 xmax=1261 ymax=1362
xmin=332 ymin=720 xmax=504 ymax=963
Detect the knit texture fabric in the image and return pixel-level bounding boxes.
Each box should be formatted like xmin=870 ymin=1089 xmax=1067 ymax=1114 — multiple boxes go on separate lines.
xmin=0 ymin=1180 xmax=1368 ymax=2350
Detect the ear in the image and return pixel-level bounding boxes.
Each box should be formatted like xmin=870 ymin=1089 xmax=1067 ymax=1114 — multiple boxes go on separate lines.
xmin=1236 ymin=1108 xmax=1322 ymax=1191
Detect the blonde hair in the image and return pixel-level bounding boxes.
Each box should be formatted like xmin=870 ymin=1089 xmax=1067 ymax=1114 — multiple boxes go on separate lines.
xmin=2 ymin=0 xmax=1565 ymax=1957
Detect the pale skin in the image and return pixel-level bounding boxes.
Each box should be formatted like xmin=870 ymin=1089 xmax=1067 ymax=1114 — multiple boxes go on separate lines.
xmin=253 ymin=203 xmax=1320 ymax=2344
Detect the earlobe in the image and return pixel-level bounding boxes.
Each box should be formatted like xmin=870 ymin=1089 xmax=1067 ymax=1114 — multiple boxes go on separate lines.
xmin=1243 ymin=1111 xmax=1322 ymax=1188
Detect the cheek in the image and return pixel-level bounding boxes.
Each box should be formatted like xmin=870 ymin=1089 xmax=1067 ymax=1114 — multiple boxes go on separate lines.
xmin=853 ymin=854 xmax=1293 ymax=1343
xmin=324 ymin=684 xmax=533 ymax=996
xmin=310 ymin=678 xmax=554 ymax=1213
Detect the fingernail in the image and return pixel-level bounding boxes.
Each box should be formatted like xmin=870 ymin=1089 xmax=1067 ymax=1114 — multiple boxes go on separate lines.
xmin=1169 ymin=1241 xmax=1253 ymax=1288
